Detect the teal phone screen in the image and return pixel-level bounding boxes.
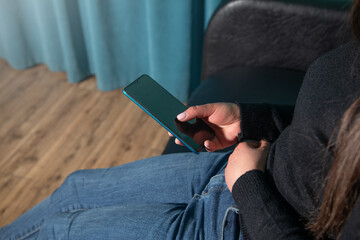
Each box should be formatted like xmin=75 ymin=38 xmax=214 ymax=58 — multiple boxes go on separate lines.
xmin=123 ymin=75 xmax=214 ymax=153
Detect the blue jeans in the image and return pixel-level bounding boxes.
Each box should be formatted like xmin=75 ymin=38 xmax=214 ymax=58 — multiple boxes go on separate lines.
xmin=0 ymin=152 xmax=242 ymax=240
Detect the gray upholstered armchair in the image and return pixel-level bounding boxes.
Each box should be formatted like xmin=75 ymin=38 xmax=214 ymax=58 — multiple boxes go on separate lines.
xmin=163 ymin=0 xmax=351 ymax=154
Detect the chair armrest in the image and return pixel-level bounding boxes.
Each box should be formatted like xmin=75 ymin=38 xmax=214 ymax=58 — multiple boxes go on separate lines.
xmin=202 ymin=0 xmax=351 ymax=80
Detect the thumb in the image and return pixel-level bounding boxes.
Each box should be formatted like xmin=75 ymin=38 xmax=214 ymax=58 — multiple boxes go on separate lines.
xmin=260 ymin=139 xmax=271 ymax=148
xmin=259 ymin=140 xmax=270 ymax=150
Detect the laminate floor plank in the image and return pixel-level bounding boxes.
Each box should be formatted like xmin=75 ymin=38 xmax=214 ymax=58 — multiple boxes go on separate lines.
xmin=0 ymin=174 xmax=42 ymax=226
xmin=0 ymin=83 xmax=95 ymax=177
xmin=0 ymin=70 xmax=69 ymax=161
xmin=0 ymin=59 xmax=170 ymax=227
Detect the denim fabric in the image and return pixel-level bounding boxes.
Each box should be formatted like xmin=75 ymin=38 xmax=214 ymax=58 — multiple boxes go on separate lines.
xmin=0 ymin=152 xmax=242 ymax=240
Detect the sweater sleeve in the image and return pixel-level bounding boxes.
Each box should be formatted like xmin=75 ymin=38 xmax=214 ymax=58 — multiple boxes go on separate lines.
xmin=232 ymin=170 xmax=311 ymax=239
xmin=339 ymin=198 xmax=360 ymax=239
xmin=238 ymin=104 xmax=294 ymax=143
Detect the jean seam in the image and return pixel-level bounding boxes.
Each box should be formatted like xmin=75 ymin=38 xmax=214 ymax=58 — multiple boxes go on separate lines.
xmin=220 ymin=206 xmax=239 ymax=240
xmin=11 ymin=221 xmax=43 ymax=240
xmin=193 ymin=174 xmax=229 ymax=199
xmin=193 ymin=187 xmax=229 ymax=200
xmin=59 ymin=203 xmax=101 ymax=213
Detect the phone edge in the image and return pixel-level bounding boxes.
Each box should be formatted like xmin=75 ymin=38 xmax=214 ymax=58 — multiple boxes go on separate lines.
xmin=122 ymin=88 xmax=201 ymax=154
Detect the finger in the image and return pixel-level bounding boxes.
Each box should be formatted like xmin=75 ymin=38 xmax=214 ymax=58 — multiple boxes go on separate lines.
xmin=259 ymin=140 xmax=270 ymax=150
xmin=168 ymin=132 xmax=174 ymax=137
xmin=177 ymin=104 xmax=215 ymax=122
xmin=175 ymin=138 xmax=185 ymax=146
xmin=204 ymin=140 xmax=213 ymax=152
xmin=204 ymin=137 xmax=223 ymax=152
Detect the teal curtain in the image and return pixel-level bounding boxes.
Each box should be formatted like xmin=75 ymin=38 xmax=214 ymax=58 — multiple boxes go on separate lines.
xmin=0 ymin=0 xmax=229 ymax=101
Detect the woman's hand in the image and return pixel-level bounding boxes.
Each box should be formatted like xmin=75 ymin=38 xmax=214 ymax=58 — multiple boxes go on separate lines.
xmin=225 ymin=140 xmax=270 ymax=192
xmin=170 ymin=103 xmax=241 ymax=152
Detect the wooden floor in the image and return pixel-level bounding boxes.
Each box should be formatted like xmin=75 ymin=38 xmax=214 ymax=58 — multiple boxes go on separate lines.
xmin=0 ymin=58 xmax=170 ymax=227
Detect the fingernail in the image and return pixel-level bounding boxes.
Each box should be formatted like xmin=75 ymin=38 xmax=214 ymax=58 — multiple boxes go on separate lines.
xmin=177 ymin=112 xmax=186 ymax=120
xmin=204 ymin=141 xmax=211 ymax=150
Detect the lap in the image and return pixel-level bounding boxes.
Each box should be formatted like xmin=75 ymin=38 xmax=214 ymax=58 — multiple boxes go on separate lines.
xmin=39 ymin=169 xmax=238 ymax=240
xmin=1 ymin=152 xmax=239 ymax=240
xmin=52 ymin=151 xmax=231 ymax=208
xmin=39 ymin=204 xmax=185 ymax=240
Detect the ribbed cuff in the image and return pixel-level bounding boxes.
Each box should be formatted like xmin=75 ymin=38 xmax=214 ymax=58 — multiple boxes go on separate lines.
xmin=231 ymin=170 xmax=272 ymax=209
xmin=239 ymin=103 xmax=279 ymax=142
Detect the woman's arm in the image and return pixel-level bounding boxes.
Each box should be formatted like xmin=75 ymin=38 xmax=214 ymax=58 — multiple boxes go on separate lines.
xmin=226 ymin=141 xmax=311 ymax=239
xmin=174 ymin=103 xmax=295 ymax=151
xmin=232 ymin=170 xmax=311 ymax=239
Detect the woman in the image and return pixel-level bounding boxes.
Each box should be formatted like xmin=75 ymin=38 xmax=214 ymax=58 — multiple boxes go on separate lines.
xmin=1 ymin=1 xmax=360 ymax=240
xmin=219 ymin=1 xmax=360 ymax=238
xmin=310 ymin=97 xmax=360 ymax=239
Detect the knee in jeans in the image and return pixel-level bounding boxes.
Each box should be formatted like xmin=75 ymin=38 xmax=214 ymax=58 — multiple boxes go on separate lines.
xmin=49 ymin=169 xmax=99 ymax=211
xmin=58 ymin=169 xmax=91 ymax=193
xmin=65 ymin=169 xmax=89 ymax=184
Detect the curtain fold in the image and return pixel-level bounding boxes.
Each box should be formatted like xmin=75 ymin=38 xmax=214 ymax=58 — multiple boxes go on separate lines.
xmin=0 ymin=0 xmax=229 ymax=101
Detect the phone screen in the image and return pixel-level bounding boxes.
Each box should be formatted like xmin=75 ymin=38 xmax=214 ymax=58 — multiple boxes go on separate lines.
xmin=123 ymin=74 xmax=214 ymax=153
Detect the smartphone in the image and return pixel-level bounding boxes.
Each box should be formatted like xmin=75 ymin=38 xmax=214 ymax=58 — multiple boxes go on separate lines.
xmin=123 ymin=74 xmax=215 ymax=153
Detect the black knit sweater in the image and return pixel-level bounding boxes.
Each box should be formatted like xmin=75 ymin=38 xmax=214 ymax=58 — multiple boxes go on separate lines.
xmin=232 ymin=41 xmax=360 ymax=239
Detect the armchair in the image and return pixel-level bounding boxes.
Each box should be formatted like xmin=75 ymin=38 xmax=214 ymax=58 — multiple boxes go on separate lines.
xmin=163 ymin=0 xmax=351 ymax=154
